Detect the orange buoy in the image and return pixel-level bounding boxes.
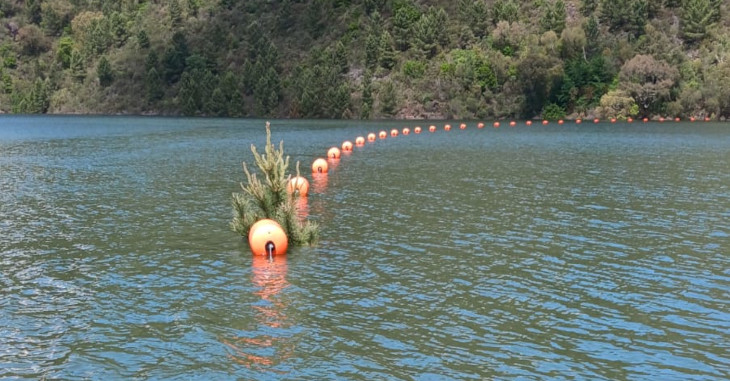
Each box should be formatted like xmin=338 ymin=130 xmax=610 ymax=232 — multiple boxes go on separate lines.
xmin=493 ymin=121 xmax=500 ymax=128
xmin=627 ymin=117 xmax=633 ymax=123
xmin=402 ymin=127 xmax=410 ymax=135
xmin=286 ymin=176 xmax=309 ymax=196
xmin=542 ymin=120 xmax=548 ymax=125
xmin=704 ymin=116 xmax=711 ymax=121
xmin=509 ymin=121 xmax=516 ymax=127
xmin=367 ymin=133 xmax=376 ymax=142
xmin=414 ymin=126 xmax=422 ymax=134
xmin=429 ymin=125 xmax=436 ymax=132
xmin=643 ymin=117 xmax=649 ymax=123
xmin=248 ymin=219 xmax=288 ymax=256
xmin=576 ymin=119 xmax=582 ymax=124
xmin=444 ymin=124 xmax=451 ymax=131
xmin=477 ymin=122 xmax=485 ymax=129
xmin=610 ymin=118 xmax=616 ymax=123
xmin=327 ymin=147 xmax=341 ymax=159
xmin=459 ymin=123 xmax=467 ymax=130
xmin=312 ymin=158 xmax=328 ymax=173
xmin=659 ymin=117 xmax=665 ymax=122
xmin=690 ymin=117 xmax=696 ymax=122
xmin=390 ymin=129 xmax=398 ymax=137
xmin=558 ymin=119 xmax=564 ymax=125
xmin=355 ymin=136 xmax=365 ymax=146
xmin=526 ymin=120 xmax=533 ymax=126
xmin=674 ymin=117 xmax=680 ymax=122
xmin=342 ymin=141 xmax=353 ymax=151
xmin=379 ymin=131 xmax=387 ymax=139
xmin=593 ymin=118 xmax=600 ymax=123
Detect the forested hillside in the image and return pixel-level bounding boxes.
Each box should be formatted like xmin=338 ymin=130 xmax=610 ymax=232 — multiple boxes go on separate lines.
xmin=1 ymin=0 xmax=728 ymax=120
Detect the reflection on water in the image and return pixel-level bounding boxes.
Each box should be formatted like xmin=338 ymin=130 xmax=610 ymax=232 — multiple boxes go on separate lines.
xmin=223 ymin=255 xmax=294 ymax=370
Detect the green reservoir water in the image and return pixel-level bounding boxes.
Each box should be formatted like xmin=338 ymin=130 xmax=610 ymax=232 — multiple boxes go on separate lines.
xmin=1 ymin=116 xmax=728 ymax=380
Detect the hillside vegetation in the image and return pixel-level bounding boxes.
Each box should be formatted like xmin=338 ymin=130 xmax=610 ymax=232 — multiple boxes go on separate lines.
xmin=1 ymin=0 xmax=729 ymax=120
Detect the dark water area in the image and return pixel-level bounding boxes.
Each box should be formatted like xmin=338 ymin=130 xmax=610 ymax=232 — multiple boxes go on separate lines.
xmin=1 ymin=116 xmax=729 ymax=380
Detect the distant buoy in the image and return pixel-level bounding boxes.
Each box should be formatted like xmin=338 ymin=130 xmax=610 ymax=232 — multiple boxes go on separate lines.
xmin=627 ymin=117 xmax=633 ymax=123
xmin=459 ymin=123 xmax=466 ymax=130
xmin=493 ymin=121 xmax=500 ymax=128
xmin=643 ymin=117 xmax=648 ymax=123
xmin=576 ymin=119 xmax=582 ymax=124
xmin=704 ymin=116 xmax=711 ymax=121
xmin=286 ymin=176 xmax=309 ymax=196
xmin=327 ymin=147 xmax=341 ymax=159
xmin=248 ymin=219 xmax=288 ymax=256
xmin=509 ymin=121 xmax=516 ymax=127
xmin=610 ymin=118 xmax=616 ymax=123
xmin=526 ymin=120 xmax=533 ymax=126
xmin=593 ymin=118 xmax=600 ymax=123
xmin=542 ymin=120 xmax=548 ymax=125
xmin=690 ymin=117 xmax=696 ymax=122
xmin=659 ymin=117 xmax=665 ymax=122
xmin=379 ymin=131 xmax=387 ymax=139
xmin=414 ymin=126 xmax=422 ymax=134
xmin=558 ymin=119 xmax=564 ymax=125
xmin=444 ymin=124 xmax=451 ymax=131
xmin=402 ymin=127 xmax=410 ymax=135
xmin=390 ymin=129 xmax=398 ymax=137
xmin=674 ymin=117 xmax=680 ymax=122
xmin=312 ymin=158 xmax=328 ymax=173
xmin=367 ymin=133 xmax=376 ymax=142
xmin=429 ymin=125 xmax=436 ymax=132
xmin=342 ymin=141 xmax=353 ymax=151
xmin=356 ymin=136 xmax=365 ymax=146
xmin=477 ymin=122 xmax=485 ymax=129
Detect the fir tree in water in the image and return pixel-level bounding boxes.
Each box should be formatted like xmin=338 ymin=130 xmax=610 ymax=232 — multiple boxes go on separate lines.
xmin=231 ymin=122 xmax=318 ymax=246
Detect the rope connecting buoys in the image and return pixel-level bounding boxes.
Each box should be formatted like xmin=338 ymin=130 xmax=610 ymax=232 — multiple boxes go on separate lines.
xmin=342 ymin=141 xmax=353 ymax=151
xmin=327 ymin=147 xmax=341 ymax=159
xmin=286 ymin=176 xmax=309 ymax=196
xmin=248 ymin=219 xmax=288 ymax=257
xmin=312 ymin=158 xmax=328 ymax=173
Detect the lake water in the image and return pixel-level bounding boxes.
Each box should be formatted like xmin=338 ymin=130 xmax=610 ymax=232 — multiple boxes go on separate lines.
xmin=1 ymin=116 xmax=728 ymax=380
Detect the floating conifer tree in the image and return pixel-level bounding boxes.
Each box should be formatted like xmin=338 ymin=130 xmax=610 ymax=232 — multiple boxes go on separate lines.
xmin=231 ymin=122 xmax=318 ymax=246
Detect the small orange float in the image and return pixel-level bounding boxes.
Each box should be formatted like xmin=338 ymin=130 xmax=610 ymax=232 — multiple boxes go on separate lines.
xmin=414 ymin=126 xmax=422 ymax=134
xmin=627 ymin=117 xmax=633 ymax=123
xmin=704 ymin=117 xmax=711 ymax=121
xmin=429 ymin=125 xmax=436 ymax=132
xmin=379 ymin=131 xmax=387 ymax=139
xmin=494 ymin=122 xmax=500 ymax=128
xmin=659 ymin=117 xmax=665 ymax=122
xmin=248 ymin=219 xmax=288 ymax=257
xmin=526 ymin=120 xmax=533 ymax=126
xmin=674 ymin=117 xmax=680 ymax=122
xmin=367 ymin=133 xmax=376 ymax=142
xmin=643 ymin=117 xmax=649 ymax=123
xmin=459 ymin=123 xmax=467 ymax=130
xmin=477 ymin=122 xmax=485 ymax=129
xmin=402 ymin=127 xmax=410 ymax=135
xmin=558 ymin=119 xmax=564 ymax=125
xmin=327 ymin=147 xmax=341 ymax=159
xmin=342 ymin=141 xmax=353 ymax=151
xmin=286 ymin=176 xmax=309 ymax=196
xmin=690 ymin=117 xmax=696 ymax=122
xmin=542 ymin=120 xmax=549 ymax=125
xmin=610 ymin=118 xmax=616 ymax=123
xmin=593 ymin=118 xmax=600 ymax=123
xmin=390 ymin=129 xmax=398 ymax=137
xmin=576 ymin=119 xmax=582 ymax=124
xmin=311 ymin=158 xmax=328 ymax=173
xmin=510 ymin=121 xmax=516 ymax=127
xmin=444 ymin=124 xmax=451 ymax=131
xmin=355 ymin=136 xmax=365 ymax=146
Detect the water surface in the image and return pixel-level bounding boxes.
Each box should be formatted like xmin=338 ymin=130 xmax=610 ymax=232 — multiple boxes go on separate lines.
xmin=1 ymin=116 xmax=728 ymax=379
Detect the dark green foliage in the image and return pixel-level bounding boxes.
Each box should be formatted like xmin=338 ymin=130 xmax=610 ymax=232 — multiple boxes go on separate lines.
xmin=581 ymin=0 xmax=598 ymax=16
xmin=413 ymin=7 xmax=448 ymax=58
xmin=392 ymin=0 xmax=420 ymax=51
xmin=365 ymin=33 xmax=379 ymax=69
xmin=70 ymin=50 xmax=85 ymax=80
xmin=540 ymin=0 xmax=566 ymax=34
xmin=162 ymin=32 xmax=189 ymax=84
xmin=97 ymin=56 xmax=113 ymax=87
xmin=600 ymin=0 xmax=647 ymax=38
xmin=170 ymin=0 xmax=183 ymax=26
xmin=379 ymin=32 xmax=396 ymax=70
xmin=26 ymin=0 xmax=42 ymax=25
xmin=137 ymin=30 xmax=150 ymax=49
xmin=146 ymin=67 xmax=163 ymax=101
xmin=379 ymin=80 xmax=397 ymax=115
xmin=403 ymin=60 xmax=426 ymax=78
xmin=542 ymin=103 xmax=566 ymax=119
xmin=492 ymin=0 xmax=520 ymax=25
xmin=57 ymin=37 xmax=74 ymax=68
xmin=14 ymin=78 xmax=49 ymax=113
xmin=557 ymin=57 xmax=613 ymax=112
xmin=681 ymin=0 xmax=718 ymax=44
xmin=290 ymin=49 xmax=351 ymax=119
xmin=361 ymin=70 xmax=373 ymax=119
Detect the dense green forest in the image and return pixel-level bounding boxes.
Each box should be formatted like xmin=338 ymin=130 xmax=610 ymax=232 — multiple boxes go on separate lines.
xmin=0 ymin=0 xmax=728 ymax=119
